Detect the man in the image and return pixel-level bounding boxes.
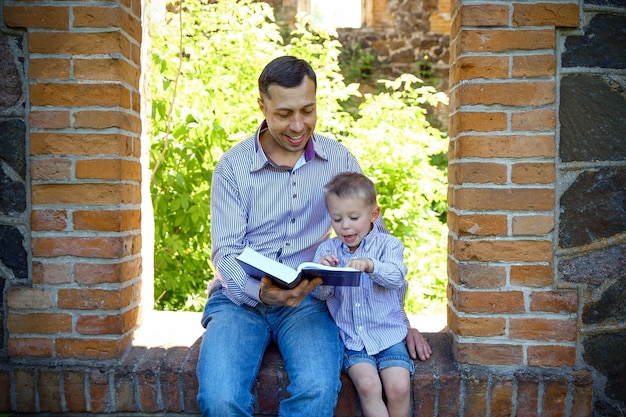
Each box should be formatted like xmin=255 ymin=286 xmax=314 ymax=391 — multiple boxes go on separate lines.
xmin=196 ymin=56 xmax=431 ymax=417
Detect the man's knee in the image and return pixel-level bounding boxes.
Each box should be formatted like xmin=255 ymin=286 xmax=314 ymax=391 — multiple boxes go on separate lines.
xmin=197 ymin=389 xmax=252 ymax=416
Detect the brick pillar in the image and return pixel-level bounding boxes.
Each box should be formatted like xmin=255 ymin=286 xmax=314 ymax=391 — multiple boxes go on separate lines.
xmin=447 ymin=1 xmax=580 ymax=366
xmin=4 ymin=0 xmax=143 ymax=361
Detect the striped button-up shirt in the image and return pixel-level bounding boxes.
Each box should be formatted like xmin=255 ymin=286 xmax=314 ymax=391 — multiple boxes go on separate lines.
xmin=209 ymin=121 xmax=364 ymax=307
xmin=313 ymin=229 xmax=409 ymax=355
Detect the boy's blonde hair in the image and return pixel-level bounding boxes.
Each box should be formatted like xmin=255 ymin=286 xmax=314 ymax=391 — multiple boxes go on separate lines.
xmin=323 ymin=172 xmax=378 ymax=207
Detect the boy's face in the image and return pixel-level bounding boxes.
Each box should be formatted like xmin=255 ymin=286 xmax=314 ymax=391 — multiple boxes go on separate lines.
xmin=258 ymin=77 xmax=317 ymax=155
xmin=326 ymin=194 xmax=380 ymax=252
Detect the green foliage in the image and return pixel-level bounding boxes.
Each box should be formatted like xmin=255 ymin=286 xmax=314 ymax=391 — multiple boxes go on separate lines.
xmin=151 ymin=0 xmax=283 ymax=310
xmin=340 ymin=43 xmax=381 ymax=84
xmin=150 ymin=0 xmax=448 ymax=314
xmin=345 ymin=75 xmax=449 ymax=313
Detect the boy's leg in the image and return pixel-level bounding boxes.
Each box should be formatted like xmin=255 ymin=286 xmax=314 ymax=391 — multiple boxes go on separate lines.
xmin=196 ymin=291 xmax=270 ymax=417
xmin=348 ymin=362 xmax=389 ymax=417
xmin=377 ymin=340 xmax=414 ymax=417
xmin=380 ymin=367 xmax=411 ymax=417
xmin=270 ymin=296 xmax=343 ymax=417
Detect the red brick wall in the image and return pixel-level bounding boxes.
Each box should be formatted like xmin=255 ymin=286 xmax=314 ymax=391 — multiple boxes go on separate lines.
xmin=3 ymin=0 xmax=143 ymax=361
xmin=447 ymin=0 xmax=581 ymax=366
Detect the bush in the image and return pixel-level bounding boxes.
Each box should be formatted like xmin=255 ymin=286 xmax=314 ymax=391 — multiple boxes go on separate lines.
xmin=150 ymin=0 xmax=448 ymax=314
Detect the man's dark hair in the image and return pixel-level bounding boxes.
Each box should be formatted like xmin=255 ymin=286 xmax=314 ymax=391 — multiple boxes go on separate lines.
xmin=258 ymin=56 xmax=317 ymax=99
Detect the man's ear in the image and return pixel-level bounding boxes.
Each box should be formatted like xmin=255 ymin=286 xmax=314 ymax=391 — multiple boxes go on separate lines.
xmin=257 ymin=97 xmax=265 ymax=112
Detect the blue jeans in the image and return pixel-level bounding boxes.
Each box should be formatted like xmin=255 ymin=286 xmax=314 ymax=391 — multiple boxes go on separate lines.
xmin=196 ymin=289 xmax=343 ymax=417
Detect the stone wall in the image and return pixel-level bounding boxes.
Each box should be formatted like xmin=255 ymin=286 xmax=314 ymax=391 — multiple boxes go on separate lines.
xmin=556 ymin=5 xmax=626 ymax=415
xmin=267 ymin=0 xmax=451 ymax=89
xmin=337 ymin=0 xmax=450 ymax=90
xmin=0 ymin=24 xmax=29 ymax=359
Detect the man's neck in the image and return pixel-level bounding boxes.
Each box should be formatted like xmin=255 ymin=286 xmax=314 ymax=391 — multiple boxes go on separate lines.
xmin=260 ymin=131 xmax=306 ymax=169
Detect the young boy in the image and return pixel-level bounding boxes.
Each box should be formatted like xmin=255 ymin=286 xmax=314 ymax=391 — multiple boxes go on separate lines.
xmin=314 ymin=171 xmax=413 ymax=417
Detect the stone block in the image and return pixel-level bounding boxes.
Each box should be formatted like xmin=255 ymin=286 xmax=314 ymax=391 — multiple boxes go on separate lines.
xmin=558 ymin=242 xmax=626 ymax=286
xmin=582 ymin=274 xmax=626 ymax=324
xmin=560 ymin=74 xmax=626 ymax=162
xmin=0 ymin=225 xmax=28 ymax=279
xmin=559 ymin=169 xmax=626 ymax=247
xmin=0 ymin=119 xmax=26 ymax=178
xmin=562 ymin=14 xmax=626 ymax=69
xmin=583 ymin=331 xmax=626 ymax=404
xmin=0 ymin=33 xmax=24 ymax=109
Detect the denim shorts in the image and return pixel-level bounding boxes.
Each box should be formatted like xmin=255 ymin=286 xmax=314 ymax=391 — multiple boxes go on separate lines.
xmin=343 ymin=340 xmax=414 ymax=376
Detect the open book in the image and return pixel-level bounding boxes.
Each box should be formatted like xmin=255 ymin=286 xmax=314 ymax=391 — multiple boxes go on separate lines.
xmin=236 ymin=247 xmax=361 ymax=289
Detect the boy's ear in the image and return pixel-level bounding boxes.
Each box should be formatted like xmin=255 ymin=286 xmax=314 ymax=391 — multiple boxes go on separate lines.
xmin=371 ymin=206 xmax=381 ymax=222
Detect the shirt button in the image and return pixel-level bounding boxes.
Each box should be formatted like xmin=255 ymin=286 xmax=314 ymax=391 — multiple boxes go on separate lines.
xmin=293 ymin=194 xmax=296 ymax=198
xmin=358 ymin=326 xmax=363 ymax=332
xmin=355 ymin=303 xmax=360 ymax=307
xmin=291 ymin=218 xmax=296 ymax=223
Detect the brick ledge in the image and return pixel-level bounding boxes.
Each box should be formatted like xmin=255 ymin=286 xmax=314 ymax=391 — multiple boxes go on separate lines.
xmin=0 ymin=332 xmax=593 ymax=415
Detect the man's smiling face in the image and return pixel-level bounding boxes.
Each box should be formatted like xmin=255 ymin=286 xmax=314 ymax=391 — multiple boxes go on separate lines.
xmin=258 ymin=76 xmax=317 ymax=155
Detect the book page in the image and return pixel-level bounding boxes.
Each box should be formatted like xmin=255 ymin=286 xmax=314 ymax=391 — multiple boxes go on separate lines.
xmin=297 ymin=262 xmax=360 ymax=273
xmin=237 ymin=247 xmax=299 ymax=285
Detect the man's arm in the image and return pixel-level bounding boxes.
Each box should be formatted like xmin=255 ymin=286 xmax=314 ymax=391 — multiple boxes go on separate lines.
xmin=211 ymin=157 xmax=260 ymax=305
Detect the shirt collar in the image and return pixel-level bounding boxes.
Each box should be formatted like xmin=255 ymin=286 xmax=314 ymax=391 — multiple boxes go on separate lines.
xmin=251 ymin=120 xmax=327 ymax=172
